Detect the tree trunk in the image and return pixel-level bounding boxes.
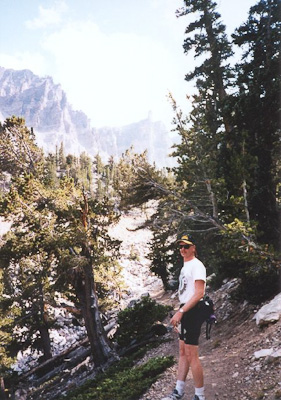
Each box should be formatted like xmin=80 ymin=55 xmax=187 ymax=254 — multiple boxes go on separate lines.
xmin=38 ymin=322 xmax=52 ymax=361
xmin=73 ymin=259 xmax=114 ymax=367
xmin=0 ymin=378 xmax=7 ymax=400
xmin=242 ymin=180 xmax=250 ymax=224
xmin=205 ymin=179 xmax=218 ymax=219
xmin=74 ymin=191 xmax=116 ymax=366
xmin=37 ymin=283 xmax=52 ymax=361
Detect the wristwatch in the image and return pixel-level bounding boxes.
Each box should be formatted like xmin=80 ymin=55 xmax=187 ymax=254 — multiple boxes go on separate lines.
xmin=179 ymin=308 xmax=185 ymax=313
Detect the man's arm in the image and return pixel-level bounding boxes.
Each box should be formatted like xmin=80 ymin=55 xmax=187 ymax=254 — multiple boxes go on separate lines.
xmin=171 ymin=280 xmax=205 ymax=327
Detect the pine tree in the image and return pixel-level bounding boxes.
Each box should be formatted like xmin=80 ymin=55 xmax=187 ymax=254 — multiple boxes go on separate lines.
xmin=113 ymin=147 xmax=166 ymax=210
xmin=58 ymin=142 xmax=66 ymax=170
xmin=177 ymin=0 xmax=234 ymax=134
xmin=44 ymin=153 xmax=58 ymax=187
xmin=175 ymin=0 xmax=245 ymax=220
xmin=78 ymin=152 xmax=93 ymax=192
xmin=232 ymin=0 xmax=281 ymax=248
xmin=0 ymin=174 xmax=57 ymax=361
xmin=0 ymin=173 xmax=121 ymax=367
xmin=0 ymin=270 xmax=15 ymax=395
xmin=0 ymin=118 xmax=121 ymax=373
xmin=48 ymin=181 xmax=120 ymax=365
xmin=0 ymin=117 xmax=44 ymax=176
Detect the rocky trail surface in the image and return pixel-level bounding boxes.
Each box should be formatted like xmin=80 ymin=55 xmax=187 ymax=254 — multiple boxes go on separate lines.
xmin=139 ymin=286 xmax=281 ymax=400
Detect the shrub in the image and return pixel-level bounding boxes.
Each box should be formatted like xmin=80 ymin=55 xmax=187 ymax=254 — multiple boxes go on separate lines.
xmin=233 ymin=261 xmax=280 ymax=304
xmin=114 ymin=295 xmax=172 ymax=347
xmin=60 ymin=355 xmax=174 ymax=400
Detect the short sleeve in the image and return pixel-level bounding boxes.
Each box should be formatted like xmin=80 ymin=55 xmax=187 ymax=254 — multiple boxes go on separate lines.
xmin=193 ymin=260 xmax=206 ymax=282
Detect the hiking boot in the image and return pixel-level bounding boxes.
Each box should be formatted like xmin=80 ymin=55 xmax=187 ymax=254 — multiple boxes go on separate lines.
xmin=162 ymin=389 xmax=184 ymax=400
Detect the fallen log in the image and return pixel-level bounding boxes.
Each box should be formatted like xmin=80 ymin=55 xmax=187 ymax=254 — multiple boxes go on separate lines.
xmin=14 ymin=337 xmax=90 ymax=383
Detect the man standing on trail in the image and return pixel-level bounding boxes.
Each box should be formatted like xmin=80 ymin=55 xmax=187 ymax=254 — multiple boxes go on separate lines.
xmin=162 ymin=233 xmax=206 ymax=400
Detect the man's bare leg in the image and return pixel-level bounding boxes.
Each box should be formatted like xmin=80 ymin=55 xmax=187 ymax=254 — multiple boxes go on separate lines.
xmin=185 ymin=344 xmax=204 ymax=388
xmin=177 ymin=339 xmax=190 ymax=381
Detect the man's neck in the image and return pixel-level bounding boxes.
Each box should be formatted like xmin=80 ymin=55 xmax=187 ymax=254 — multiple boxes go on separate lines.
xmin=184 ymin=255 xmax=195 ymax=262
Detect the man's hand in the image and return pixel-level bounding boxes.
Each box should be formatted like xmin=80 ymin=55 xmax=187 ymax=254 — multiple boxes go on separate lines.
xmin=170 ymin=311 xmax=183 ymax=328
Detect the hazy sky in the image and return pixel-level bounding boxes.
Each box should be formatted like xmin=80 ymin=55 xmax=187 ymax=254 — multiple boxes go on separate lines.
xmin=1 ymin=0 xmax=257 ymax=129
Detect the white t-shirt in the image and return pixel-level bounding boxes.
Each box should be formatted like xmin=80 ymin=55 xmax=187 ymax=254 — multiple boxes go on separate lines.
xmin=178 ymin=258 xmax=206 ymax=304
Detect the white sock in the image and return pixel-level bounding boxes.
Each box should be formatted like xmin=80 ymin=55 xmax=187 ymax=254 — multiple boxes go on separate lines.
xmin=195 ymin=386 xmax=205 ymax=399
xmin=175 ymin=380 xmax=185 ymax=395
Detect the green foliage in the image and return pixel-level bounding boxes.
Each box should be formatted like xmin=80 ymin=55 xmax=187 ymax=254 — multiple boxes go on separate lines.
xmin=230 ymin=0 xmax=281 ymax=246
xmin=234 ymin=262 xmax=279 ymax=304
xmin=0 ymin=271 xmax=16 ymax=374
xmin=94 ymin=261 xmax=125 ymax=310
xmin=178 ymin=0 xmax=233 ymax=87
xmin=44 ymin=149 xmax=95 ymax=194
xmin=58 ymin=142 xmax=66 ymax=170
xmin=114 ymin=296 xmax=171 ymax=347
xmin=59 ymin=354 xmax=174 ymax=400
xmin=44 ymin=153 xmax=59 ymax=187
xmin=0 ymin=118 xmax=123 ymax=366
xmin=0 ymin=116 xmax=44 ymax=177
xmin=113 ymin=147 xmax=168 ymax=210
xmin=206 ymin=219 xmax=280 ymax=302
xmin=148 ymin=215 xmax=182 ymax=289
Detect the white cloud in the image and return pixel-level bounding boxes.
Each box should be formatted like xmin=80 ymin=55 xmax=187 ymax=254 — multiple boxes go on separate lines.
xmin=1 ymin=0 xmax=194 ymax=127
xmin=0 ymin=52 xmax=47 ymax=76
xmin=41 ymin=20 xmax=186 ymax=127
xmin=25 ymin=1 xmax=68 ymax=30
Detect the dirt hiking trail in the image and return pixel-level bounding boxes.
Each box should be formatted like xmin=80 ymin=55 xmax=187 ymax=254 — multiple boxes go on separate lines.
xmin=137 ymin=287 xmax=281 ymax=400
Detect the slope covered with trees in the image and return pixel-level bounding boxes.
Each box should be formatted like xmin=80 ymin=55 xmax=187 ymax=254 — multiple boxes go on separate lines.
xmin=0 ymin=117 xmax=123 ymax=394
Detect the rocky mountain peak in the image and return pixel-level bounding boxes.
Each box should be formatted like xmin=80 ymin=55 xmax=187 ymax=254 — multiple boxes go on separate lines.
xmin=0 ymin=67 xmax=176 ymax=167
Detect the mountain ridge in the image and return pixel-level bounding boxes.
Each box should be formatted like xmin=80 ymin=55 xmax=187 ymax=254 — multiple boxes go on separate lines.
xmin=0 ymin=66 xmax=176 ymax=167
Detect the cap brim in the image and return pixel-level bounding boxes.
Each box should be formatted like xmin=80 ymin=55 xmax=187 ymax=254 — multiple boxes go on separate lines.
xmin=176 ymin=239 xmax=194 ymax=245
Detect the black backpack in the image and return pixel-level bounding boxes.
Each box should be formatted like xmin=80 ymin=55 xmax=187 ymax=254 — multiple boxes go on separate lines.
xmin=198 ymin=295 xmax=217 ymax=339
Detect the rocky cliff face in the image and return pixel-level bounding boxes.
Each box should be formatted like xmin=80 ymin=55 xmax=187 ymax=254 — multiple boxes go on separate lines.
xmin=0 ymin=67 xmax=175 ymax=167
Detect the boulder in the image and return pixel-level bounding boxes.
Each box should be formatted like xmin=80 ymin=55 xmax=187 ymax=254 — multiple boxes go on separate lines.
xmin=254 ymin=292 xmax=281 ymax=326
xmin=254 ymin=348 xmax=273 ymax=359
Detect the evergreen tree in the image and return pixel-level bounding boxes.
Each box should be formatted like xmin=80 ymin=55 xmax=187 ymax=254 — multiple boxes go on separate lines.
xmin=0 ymin=118 xmax=121 ymax=373
xmin=65 ymin=154 xmax=79 ymax=182
xmin=231 ymin=0 xmax=281 ymax=247
xmin=93 ymin=154 xmax=106 ymax=199
xmin=58 ymin=142 xmax=66 ymax=170
xmin=94 ymin=154 xmax=104 ymax=176
xmin=0 ymin=117 xmax=44 ymax=177
xmin=44 ymin=153 xmax=58 ymax=187
xmin=0 ymin=174 xmax=121 ymax=367
xmin=51 ymin=183 xmax=120 ymax=365
xmin=0 ymin=270 xmax=15 ymax=395
xmin=177 ymin=0 xmax=234 ymax=134
xmin=176 ymin=0 xmax=254 ymax=217
xmin=0 ymin=174 xmax=57 ymax=361
xmin=113 ymin=147 xmax=166 ymax=210
xmin=175 ymin=0 xmax=243 ymax=221
xmin=78 ymin=152 xmax=93 ymax=192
